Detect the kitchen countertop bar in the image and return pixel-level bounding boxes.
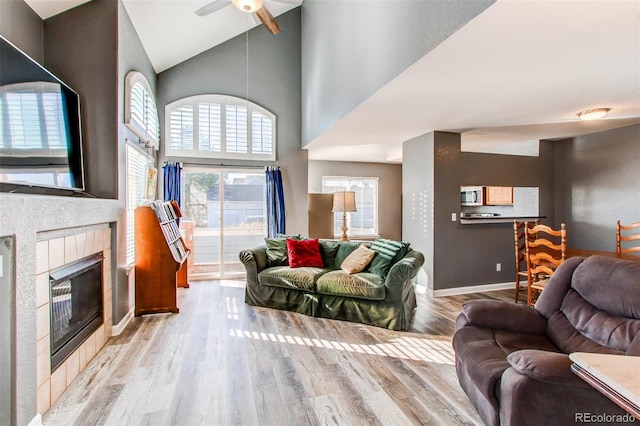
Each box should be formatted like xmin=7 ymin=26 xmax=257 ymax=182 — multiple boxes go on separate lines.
xmin=459 ymin=216 xmax=546 ymax=225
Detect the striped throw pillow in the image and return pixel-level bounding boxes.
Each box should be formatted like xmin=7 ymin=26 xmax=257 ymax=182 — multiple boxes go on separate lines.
xmin=368 ymin=238 xmax=410 ymax=278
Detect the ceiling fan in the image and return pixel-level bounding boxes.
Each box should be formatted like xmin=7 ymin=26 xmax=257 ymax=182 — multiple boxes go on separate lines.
xmin=195 ymin=0 xmax=284 ymax=35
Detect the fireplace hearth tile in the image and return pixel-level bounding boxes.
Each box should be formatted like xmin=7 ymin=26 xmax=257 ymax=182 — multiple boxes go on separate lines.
xmin=85 ymin=231 xmax=96 ymax=256
xmin=50 ymin=363 xmax=66 ymax=402
xmin=75 ymin=233 xmax=87 ymax=258
xmin=103 ymin=248 xmax=112 ymax=271
xmin=102 ymin=228 xmax=111 ymax=249
xmin=35 ymin=227 xmax=113 ymax=416
xmin=36 ymin=272 xmax=49 ymax=308
xmin=37 ymin=379 xmax=51 ymax=414
xmin=36 ymin=241 xmax=49 ymax=274
xmin=79 ymin=345 xmax=87 ymax=371
xmin=104 ymin=297 xmax=112 ymax=322
xmin=84 ymin=334 xmax=96 ymax=360
xmin=36 ymin=334 xmax=49 ymax=356
xmin=36 ymin=304 xmax=49 ymax=341
xmin=95 ymin=325 xmax=106 ymax=350
xmin=36 ymin=349 xmax=49 ymax=388
xmin=48 ymin=238 xmax=65 ymax=270
xmin=64 ymin=235 xmax=78 ymax=265
xmin=66 ymin=351 xmax=80 ymax=385
xmin=104 ymin=268 xmax=112 ymax=293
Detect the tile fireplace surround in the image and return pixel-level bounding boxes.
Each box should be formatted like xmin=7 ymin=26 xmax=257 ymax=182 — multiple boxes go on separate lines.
xmin=35 ymin=227 xmax=113 ymax=415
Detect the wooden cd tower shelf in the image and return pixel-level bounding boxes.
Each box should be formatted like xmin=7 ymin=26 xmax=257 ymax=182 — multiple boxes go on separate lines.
xmin=135 ymin=200 xmax=190 ymax=316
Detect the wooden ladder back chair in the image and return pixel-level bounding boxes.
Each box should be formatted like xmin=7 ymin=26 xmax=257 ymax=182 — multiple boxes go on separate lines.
xmin=513 ymin=219 xmax=538 ymax=303
xmin=616 ymin=220 xmax=640 ymax=255
xmin=524 ymin=223 xmax=567 ymax=306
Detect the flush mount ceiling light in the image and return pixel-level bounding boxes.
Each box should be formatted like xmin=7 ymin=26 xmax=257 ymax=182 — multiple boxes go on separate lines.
xmin=231 ymin=0 xmax=263 ymax=12
xmin=577 ymin=108 xmax=611 ymax=121
xmin=195 ymin=0 xmax=280 ymax=34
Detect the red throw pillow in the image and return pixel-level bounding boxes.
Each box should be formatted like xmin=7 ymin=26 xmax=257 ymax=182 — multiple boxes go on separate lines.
xmin=286 ymin=238 xmax=324 ymax=268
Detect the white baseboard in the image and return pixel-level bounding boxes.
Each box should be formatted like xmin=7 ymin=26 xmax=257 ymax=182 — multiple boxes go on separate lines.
xmin=28 ymin=413 xmax=43 ymax=426
xmin=429 ymin=281 xmax=515 ymax=297
xmin=111 ymin=308 xmax=134 ymax=336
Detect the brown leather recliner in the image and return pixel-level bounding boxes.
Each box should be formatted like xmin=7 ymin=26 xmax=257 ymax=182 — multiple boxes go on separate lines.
xmin=453 ymin=255 xmax=640 ymax=426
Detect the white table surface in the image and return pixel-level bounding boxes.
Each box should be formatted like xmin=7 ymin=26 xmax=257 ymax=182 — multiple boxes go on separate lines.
xmin=569 ymin=352 xmax=640 ymax=408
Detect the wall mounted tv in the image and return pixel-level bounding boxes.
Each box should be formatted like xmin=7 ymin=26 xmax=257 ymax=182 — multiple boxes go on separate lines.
xmin=0 ymin=35 xmax=85 ymax=192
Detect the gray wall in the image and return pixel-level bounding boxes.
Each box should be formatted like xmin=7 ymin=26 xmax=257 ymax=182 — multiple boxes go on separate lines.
xmin=0 ymin=0 xmax=42 ymax=61
xmin=300 ymin=0 xmax=494 ymax=145
xmin=44 ymin=0 xmax=119 ymax=200
xmin=403 ymin=131 xmax=555 ymax=291
xmin=44 ymin=0 xmax=147 ymax=329
xmin=554 ymin=124 xmax=640 ymax=251
xmin=308 ymin=160 xmax=403 ymax=240
xmin=117 ymin=2 xmax=158 ymax=323
xmin=157 ymin=9 xmax=307 ymax=235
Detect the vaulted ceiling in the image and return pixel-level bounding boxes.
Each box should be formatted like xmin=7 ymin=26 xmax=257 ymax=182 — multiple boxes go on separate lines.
xmin=23 ymin=0 xmax=640 ymax=163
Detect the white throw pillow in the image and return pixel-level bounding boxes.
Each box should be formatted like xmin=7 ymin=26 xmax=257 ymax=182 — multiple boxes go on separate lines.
xmin=340 ymin=245 xmax=376 ymax=274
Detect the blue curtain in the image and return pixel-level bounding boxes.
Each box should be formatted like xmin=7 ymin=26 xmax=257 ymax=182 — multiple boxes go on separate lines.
xmin=265 ymin=166 xmax=285 ymax=238
xmin=163 ymin=162 xmax=182 ymax=206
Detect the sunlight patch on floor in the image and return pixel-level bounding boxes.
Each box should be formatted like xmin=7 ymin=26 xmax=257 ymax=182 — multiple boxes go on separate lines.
xmin=220 ymin=280 xmax=246 ymax=288
xmin=229 ymin=329 xmax=455 ymax=365
xmin=225 ymin=296 xmax=239 ymax=319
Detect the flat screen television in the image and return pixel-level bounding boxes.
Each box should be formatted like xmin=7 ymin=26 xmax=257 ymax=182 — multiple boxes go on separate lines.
xmin=0 ymin=35 xmax=85 ymax=192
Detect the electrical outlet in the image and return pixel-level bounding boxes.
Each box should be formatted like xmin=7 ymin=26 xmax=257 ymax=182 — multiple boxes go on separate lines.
xmin=496 ymin=263 xmax=501 ymax=272
xmin=451 ymin=212 xmax=457 ymax=221
xmin=0 ymin=255 xmax=3 ymax=278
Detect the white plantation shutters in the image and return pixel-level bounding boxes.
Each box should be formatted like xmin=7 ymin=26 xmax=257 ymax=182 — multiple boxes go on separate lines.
xmin=125 ymin=143 xmax=154 ymax=266
xmin=165 ymin=94 xmax=275 ymax=160
xmin=198 ymin=102 xmax=221 ymax=153
xmin=125 ymin=72 xmax=159 ymax=149
xmin=169 ymin=105 xmax=194 ymax=151
xmin=252 ymin=111 xmax=273 ymax=155
xmin=225 ymin=104 xmax=248 ymax=153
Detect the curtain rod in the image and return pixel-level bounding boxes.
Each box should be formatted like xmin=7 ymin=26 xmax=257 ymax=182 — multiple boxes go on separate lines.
xmin=167 ymin=161 xmax=269 ymax=169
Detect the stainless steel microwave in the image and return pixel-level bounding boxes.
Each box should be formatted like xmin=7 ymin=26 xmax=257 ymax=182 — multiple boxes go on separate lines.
xmin=461 ymin=186 xmax=484 ymax=206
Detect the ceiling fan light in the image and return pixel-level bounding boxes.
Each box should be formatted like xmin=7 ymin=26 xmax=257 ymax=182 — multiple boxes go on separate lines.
xmin=231 ymin=0 xmax=263 ymax=12
xmin=577 ymin=108 xmax=611 ymax=121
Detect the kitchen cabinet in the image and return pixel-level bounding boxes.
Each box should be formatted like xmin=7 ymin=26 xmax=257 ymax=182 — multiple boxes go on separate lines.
xmin=485 ymin=186 xmax=514 ymax=205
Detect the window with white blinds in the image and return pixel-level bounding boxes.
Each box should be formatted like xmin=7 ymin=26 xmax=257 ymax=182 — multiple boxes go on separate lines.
xmin=126 ymin=143 xmax=154 ymax=266
xmin=322 ymin=176 xmax=379 ymax=238
xmin=125 ymin=71 xmax=159 ymax=149
xmin=165 ymin=94 xmax=275 ymax=160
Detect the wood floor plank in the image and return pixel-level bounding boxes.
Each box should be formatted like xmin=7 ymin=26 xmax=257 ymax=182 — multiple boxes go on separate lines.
xmin=43 ymin=280 xmax=513 ymax=425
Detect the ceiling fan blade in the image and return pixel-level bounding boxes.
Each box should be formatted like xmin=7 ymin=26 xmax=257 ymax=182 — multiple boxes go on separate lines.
xmin=195 ymin=0 xmax=232 ymax=17
xmin=255 ymin=6 xmax=281 ymax=34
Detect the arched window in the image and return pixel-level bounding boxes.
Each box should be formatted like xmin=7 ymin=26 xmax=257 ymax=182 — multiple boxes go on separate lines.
xmin=125 ymin=71 xmax=159 ymax=149
xmin=165 ymin=94 xmax=276 ymax=160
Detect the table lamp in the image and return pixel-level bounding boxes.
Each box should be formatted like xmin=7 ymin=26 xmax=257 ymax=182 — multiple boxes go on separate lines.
xmin=332 ymin=191 xmax=357 ymax=241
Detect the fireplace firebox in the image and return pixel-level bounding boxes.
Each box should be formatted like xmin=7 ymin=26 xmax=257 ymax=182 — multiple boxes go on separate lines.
xmin=49 ymin=253 xmax=104 ymax=371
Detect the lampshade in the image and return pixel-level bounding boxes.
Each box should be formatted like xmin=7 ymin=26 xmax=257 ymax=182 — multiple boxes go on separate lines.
xmin=577 ymin=108 xmax=610 ymax=121
xmin=332 ymin=191 xmax=357 ymax=213
xmin=232 ymin=0 xmax=263 ymax=12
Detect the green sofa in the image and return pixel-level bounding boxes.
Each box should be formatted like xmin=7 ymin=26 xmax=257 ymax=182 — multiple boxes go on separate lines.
xmin=239 ymin=240 xmax=425 ymax=330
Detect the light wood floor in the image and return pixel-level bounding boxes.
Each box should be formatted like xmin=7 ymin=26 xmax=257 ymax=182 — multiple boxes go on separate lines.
xmin=43 ymin=281 xmax=514 ymax=426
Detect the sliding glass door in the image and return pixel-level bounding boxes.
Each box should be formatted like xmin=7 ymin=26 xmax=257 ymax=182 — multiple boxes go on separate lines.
xmin=181 ymin=167 xmax=266 ymax=279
